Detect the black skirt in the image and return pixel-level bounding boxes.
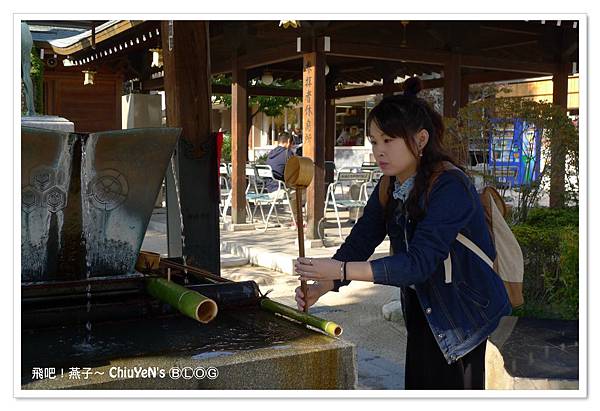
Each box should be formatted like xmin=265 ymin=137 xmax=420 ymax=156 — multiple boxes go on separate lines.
xmin=403 ymin=287 xmax=487 ymax=390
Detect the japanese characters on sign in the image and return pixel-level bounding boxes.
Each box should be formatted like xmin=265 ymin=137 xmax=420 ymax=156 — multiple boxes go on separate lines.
xmin=303 ymin=56 xmax=315 ymax=146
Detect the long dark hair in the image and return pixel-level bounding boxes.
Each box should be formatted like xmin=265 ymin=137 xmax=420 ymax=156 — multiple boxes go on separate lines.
xmin=367 ymin=77 xmax=463 ymax=221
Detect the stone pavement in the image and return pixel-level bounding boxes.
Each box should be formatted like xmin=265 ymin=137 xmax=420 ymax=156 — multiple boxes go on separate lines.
xmin=142 ymin=208 xmax=408 ymax=390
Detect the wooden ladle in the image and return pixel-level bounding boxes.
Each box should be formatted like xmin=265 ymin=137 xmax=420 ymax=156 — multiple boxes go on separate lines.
xmin=284 ymin=156 xmax=315 ymax=312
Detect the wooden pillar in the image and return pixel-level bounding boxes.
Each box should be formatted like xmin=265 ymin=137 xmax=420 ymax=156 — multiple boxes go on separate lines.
xmin=383 ymin=72 xmax=395 ymax=97
xmin=165 ymin=155 xmax=182 ymax=258
xmin=231 ymin=55 xmax=248 ymax=224
xmin=161 ymin=21 xmax=220 ymax=274
xmin=460 ymin=79 xmax=470 ymax=108
xmin=325 ymin=95 xmax=336 ymax=184
xmin=302 ymin=50 xmax=326 ymax=239
xmin=444 ymin=54 xmax=462 ymax=118
xmin=550 ymin=62 xmax=570 ymax=208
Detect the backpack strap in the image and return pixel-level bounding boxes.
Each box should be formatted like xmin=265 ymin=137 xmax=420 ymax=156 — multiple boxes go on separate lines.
xmin=456 ymin=233 xmax=494 ymax=268
xmin=378 ymin=163 xmax=493 ymax=285
xmin=443 ymin=233 xmax=494 ymax=285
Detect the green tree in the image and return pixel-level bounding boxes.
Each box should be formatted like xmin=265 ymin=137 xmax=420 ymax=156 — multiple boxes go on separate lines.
xmin=445 ymin=90 xmax=578 ymax=223
xmin=22 ymin=47 xmax=44 ymax=114
xmin=212 ymin=74 xmax=301 ymax=123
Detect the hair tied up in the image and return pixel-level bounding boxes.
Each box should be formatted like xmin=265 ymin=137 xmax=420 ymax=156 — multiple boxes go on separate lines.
xmin=402 ymin=76 xmax=423 ymax=97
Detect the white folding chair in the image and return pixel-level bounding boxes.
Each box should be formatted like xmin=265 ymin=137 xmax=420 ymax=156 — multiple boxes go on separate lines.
xmin=251 ymin=164 xmax=296 ymax=231
xmin=219 ymin=163 xmax=231 ymax=219
xmin=220 ymin=163 xmax=258 ymax=222
xmin=323 ymin=170 xmax=371 ymax=239
xmin=364 ymin=169 xmax=383 ymax=198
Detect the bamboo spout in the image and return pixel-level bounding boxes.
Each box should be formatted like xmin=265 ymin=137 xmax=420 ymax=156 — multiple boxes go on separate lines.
xmin=146 ymin=277 xmax=218 ymax=323
xmin=259 ymin=298 xmax=342 ymax=338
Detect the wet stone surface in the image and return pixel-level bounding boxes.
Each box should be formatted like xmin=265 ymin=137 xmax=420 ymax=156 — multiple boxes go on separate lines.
xmin=490 ymin=317 xmax=578 ymax=380
xmin=21 ymin=307 xmax=319 ymax=386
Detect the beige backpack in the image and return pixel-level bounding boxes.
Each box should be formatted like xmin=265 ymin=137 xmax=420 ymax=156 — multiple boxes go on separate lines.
xmin=378 ymin=164 xmax=524 ymax=308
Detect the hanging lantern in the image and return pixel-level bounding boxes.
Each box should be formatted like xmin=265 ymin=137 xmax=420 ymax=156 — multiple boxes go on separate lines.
xmin=261 ymin=71 xmax=274 ymax=86
xmin=82 ymin=70 xmax=96 ymax=86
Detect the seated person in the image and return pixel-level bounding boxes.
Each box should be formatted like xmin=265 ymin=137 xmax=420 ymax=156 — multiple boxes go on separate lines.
xmin=336 ymin=127 xmax=351 ymax=146
xmin=265 ymin=132 xmax=305 ymax=225
xmin=345 ymin=126 xmax=361 ymax=146
xmin=291 ymin=126 xmax=303 ymax=156
xmin=266 ymin=132 xmax=295 ymax=191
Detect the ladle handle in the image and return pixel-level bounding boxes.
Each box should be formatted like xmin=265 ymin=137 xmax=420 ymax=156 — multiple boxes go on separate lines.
xmin=295 ymin=188 xmax=308 ymax=313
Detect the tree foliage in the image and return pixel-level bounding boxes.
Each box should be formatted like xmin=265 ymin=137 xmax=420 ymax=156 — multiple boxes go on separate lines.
xmin=444 ymin=88 xmax=579 ymax=223
xmin=22 ymin=47 xmax=44 ymax=114
xmin=212 ymin=74 xmax=301 ymax=120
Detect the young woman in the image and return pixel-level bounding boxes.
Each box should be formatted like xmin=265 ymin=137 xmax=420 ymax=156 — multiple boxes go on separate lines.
xmin=294 ymin=77 xmax=511 ymax=390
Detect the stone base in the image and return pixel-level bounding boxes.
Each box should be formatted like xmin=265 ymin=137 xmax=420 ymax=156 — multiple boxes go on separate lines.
xmin=21 ymin=308 xmax=357 ymax=390
xmin=23 ymin=338 xmax=356 ymax=390
xmin=220 ymin=253 xmax=249 ymax=268
xmin=485 ymin=341 xmax=578 ymax=389
xmin=223 ymin=222 xmax=256 ymax=232
xmin=485 ymin=316 xmax=579 ymax=390
xmin=21 ymin=115 xmax=74 ymax=132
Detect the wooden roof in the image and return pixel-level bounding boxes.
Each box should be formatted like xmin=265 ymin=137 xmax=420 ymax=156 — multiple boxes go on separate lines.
xmin=37 ymin=19 xmax=579 ymax=86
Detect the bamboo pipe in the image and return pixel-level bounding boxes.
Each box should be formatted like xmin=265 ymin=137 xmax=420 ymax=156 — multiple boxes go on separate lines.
xmin=186 ymin=281 xmax=261 ymax=307
xmin=284 ymin=156 xmax=315 ymax=313
xmin=146 ymin=277 xmax=218 ymax=323
xmin=259 ymin=298 xmax=343 ymax=337
xmin=136 ymin=250 xmax=342 ymax=336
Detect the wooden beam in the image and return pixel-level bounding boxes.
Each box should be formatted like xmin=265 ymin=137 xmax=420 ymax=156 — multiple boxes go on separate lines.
xmin=463 ymin=70 xmax=544 ymax=84
xmin=161 ymin=20 xmax=220 ymax=274
xmin=302 ymin=51 xmax=326 ymax=240
xmin=240 ymin=42 xmax=302 ymax=69
xmin=382 ymin=72 xmax=395 ymax=97
xmin=212 ymin=84 xmax=302 ymax=98
xmin=329 ymin=41 xmax=447 ymax=65
xmin=141 ymin=76 xmax=164 ymax=91
xmin=480 ymin=24 xmax=541 ymax=36
xmin=460 ymin=79 xmax=470 ymax=109
xmin=329 ymin=40 xmax=556 ymax=75
xmin=212 ymin=42 xmax=301 ymax=74
xmin=444 ymin=54 xmax=461 ymax=118
xmin=331 ymin=84 xmax=388 ymax=99
xmin=330 ymin=79 xmax=444 ymax=99
xmin=460 ymin=54 xmax=556 ymax=75
xmin=247 ymin=87 xmax=301 ymax=97
xmin=561 ymin=40 xmax=578 ymax=60
xmin=154 ymin=66 xmax=538 ymax=103
xmin=480 ymin=40 xmax=538 ymax=52
xmin=231 ymin=55 xmax=248 ymax=224
xmin=549 ymin=62 xmax=570 ymax=208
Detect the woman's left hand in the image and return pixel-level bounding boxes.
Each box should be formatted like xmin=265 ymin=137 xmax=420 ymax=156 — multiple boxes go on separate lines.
xmin=295 ymin=257 xmax=343 ymax=282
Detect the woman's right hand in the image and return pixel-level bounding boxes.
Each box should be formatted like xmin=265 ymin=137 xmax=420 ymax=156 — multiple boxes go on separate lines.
xmin=295 ymin=280 xmax=334 ymax=311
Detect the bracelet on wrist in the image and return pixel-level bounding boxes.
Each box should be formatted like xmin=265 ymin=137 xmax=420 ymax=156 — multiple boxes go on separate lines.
xmin=339 ymin=261 xmax=344 ymax=281
xmin=343 ymin=262 xmax=348 ymax=282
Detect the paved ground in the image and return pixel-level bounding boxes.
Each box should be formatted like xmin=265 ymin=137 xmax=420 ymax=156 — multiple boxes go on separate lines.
xmin=141 ymin=207 xmax=408 ymax=390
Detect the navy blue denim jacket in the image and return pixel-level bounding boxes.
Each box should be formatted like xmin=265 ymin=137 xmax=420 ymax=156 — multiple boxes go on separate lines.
xmin=331 ymin=169 xmax=511 ymax=364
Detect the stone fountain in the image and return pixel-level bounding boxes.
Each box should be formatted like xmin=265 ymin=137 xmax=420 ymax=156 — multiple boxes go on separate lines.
xmin=20 ymin=125 xmax=356 ymax=390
